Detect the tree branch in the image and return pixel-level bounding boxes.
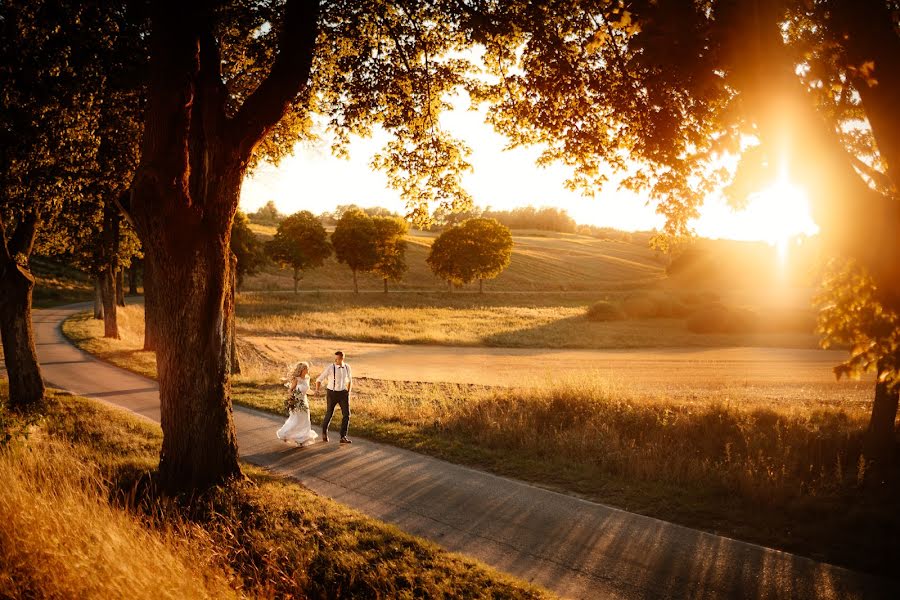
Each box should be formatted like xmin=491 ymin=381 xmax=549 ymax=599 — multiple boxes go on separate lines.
xmin=229 ymin=0 xmax=321 ymax=163
xmin=7 ymin=210 xmax=40 ymax=260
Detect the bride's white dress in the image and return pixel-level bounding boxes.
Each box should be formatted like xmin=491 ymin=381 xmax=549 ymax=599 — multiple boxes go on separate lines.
xmin=276 ymin=377 xmax=319 ymax=445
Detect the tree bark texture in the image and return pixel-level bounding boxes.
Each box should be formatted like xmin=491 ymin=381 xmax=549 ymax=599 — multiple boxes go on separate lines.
xmin=0 ymin=213 xmax=45 ymax=409
xmin=129 ymin=1 xmax=320 ymax=492
xmin=229 ymin=251 xmax=240 ymax=375
xmin=142 ymin=257 xmax=158 ymax=351
xmin=116 ymin=268 xmax=126 ymax=306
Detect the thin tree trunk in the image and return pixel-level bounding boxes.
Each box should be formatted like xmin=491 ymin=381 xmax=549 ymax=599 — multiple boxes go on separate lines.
xmin=479 ymin=278 xmax=483 ymax=294
xmin=116 ymin=269 xmax=126 ymax=306
xmin=100 ymin=267 xmax=119 ymax=339
xmin=293 ymin=266 xmax=300 ymax=294
xmin=129 ymin=261 xmax=139 ymax=295
xmin=383 ymin=277 xmax=388 ymax=293
xmin=352 ymin=269 xmax=359 ymax=293
xmin=93 ymin=277 xmax=104 ymax=320
xmin=0 ymin=262 xmax=45 ymax=409
xmin=865 ymin=362 xmax=900 ymax=476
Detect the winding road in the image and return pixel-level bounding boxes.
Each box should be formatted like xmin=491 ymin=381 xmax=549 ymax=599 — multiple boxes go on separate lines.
xmin=26 ymin=304 xmax=897 ymax=599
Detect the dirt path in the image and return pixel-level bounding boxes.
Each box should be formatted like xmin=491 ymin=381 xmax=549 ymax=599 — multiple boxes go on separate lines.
xmin=244 ymin=336 xmax=871 ymax=404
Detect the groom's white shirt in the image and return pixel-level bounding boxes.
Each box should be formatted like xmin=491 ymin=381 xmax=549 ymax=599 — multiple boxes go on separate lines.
xmin=317 ymin=363 xmax=351 ymax=391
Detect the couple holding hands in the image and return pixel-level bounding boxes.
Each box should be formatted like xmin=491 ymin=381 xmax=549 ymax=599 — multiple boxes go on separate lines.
xmin=276 ymin=351 xmax=352 ymax=446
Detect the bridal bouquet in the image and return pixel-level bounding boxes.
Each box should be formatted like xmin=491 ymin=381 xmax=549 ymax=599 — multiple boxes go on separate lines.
xmin=282 ymin=379 xmax=299 ymax=413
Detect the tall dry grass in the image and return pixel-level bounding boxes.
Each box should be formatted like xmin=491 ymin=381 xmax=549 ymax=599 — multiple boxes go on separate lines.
xmin=0 ymin=439 xmax=238 ymax=599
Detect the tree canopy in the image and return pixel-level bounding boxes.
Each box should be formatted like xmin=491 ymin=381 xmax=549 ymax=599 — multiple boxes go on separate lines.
xmin=371 ymin=216 xmax=409 ymax=292
xmin=231 ymin=211 xmax=268 ymax=289
xmin=265 ymin=211 xmax=331 ymax=293
xmin=426 ymin=218 xmax=513 ymax=291
xmin=331 ymin=208 xmax=378 ymax=293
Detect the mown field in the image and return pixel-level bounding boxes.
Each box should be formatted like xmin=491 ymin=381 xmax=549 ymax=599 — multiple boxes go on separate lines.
xmin=0 ymin=381 xmax=548 ymax=599
xmin=62 ymin=307 xmax=900 ymax=578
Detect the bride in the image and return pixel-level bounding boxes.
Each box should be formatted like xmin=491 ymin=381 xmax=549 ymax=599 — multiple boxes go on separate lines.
xmin=276 ymin=362 xmax=319 ymax=445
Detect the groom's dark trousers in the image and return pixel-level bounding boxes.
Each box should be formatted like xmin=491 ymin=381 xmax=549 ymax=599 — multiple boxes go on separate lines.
xmin=322 ymin=389 xmax=350 ymax=438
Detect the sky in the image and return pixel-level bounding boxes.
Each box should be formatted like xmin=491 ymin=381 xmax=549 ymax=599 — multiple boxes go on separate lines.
xmin=240 ymin=102 xmax=820 ymax=243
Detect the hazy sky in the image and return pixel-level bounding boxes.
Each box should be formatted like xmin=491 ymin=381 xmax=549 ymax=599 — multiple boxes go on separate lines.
xmin=240 ymin=102 xmax=819 ymax=243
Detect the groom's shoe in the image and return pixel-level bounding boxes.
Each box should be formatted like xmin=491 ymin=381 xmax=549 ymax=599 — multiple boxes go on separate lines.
xmin=322 ymin=433 xmax=329 ymax=442
xmin=340 ymin=437 xmax=352 ymax=444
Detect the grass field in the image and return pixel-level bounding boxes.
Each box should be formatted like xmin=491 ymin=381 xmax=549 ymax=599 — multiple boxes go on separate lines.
xmin=235 ymin=290 xmax=821 ymax=349
xmin=62 ymin=307 xmax=900 ymax=578
xmin=0 ymin=381 xmax=548 ymax=599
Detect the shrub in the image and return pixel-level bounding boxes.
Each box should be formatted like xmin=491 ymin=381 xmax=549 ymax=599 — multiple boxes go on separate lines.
xmin=585 ymin=301 xmax=626 ymax=322
xmin=622 ymin=294 xmax=658 ymax=319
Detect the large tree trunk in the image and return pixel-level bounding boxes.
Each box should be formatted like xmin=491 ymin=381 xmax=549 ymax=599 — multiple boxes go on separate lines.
xmin=0 ymin=263 xmax=45 ymax=410
xmin=129 ymin=261 xmax=139 ymax=295
xmin=100 ymin=267 xmax=119 ymax=339
xmin=93 ymin=277 xmax=104 ymax=320
xmin=116 ymin=269 xmax=126 ymax=306
xmin=129 ymin=0 xmax=319 ymax=493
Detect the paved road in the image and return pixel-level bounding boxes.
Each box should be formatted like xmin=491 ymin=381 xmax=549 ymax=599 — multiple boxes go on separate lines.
xmin=30 ymin=305 xmax=897 ymax=599
xmin=244 ymin=336 xmax=871 ymax=405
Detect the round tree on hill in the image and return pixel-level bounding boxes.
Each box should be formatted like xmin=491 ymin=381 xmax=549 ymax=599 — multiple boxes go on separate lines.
xmin=266 ymin=211 xmax=331 ymax=294
xmin=371 ymin=216 xmax=409 ymax=293
xmin=231 ymin=210 xmax=268 ymax=290
xmin=427 ymin=218 xmax=513 ymax=293
xmin=331 ymin=208 xmax=377 ymax=293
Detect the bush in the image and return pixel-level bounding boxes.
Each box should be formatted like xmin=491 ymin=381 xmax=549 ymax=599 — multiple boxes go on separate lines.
xmin=686 ymin=303 xmax=758 ymax=334
xmin=585 ymin=301 xmax=626 ymax=322
xmin=621 ymin=294 xmax=657 ymax=319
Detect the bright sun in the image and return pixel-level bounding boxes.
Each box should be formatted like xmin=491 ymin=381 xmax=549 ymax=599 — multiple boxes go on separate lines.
xmin=746 ymin=177 xmax=819 ymax=258
xmin=693 ymin=173 xmax=819 ymax=257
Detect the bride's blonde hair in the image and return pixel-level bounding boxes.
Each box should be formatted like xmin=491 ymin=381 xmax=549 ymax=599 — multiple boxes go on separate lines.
xmin=289 ymin=361 xmax=310 ymax=379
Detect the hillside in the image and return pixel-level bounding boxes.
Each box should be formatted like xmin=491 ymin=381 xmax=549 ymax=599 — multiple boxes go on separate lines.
xmin=243 ymin=228 xmax=668 ymax=292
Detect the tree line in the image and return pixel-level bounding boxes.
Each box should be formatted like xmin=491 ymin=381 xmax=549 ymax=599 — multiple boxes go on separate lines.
xmin=236 ymin=207 xmax=513 ymax=294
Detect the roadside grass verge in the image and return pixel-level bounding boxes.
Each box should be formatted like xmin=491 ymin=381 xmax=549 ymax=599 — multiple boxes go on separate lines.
xmin=62 ymin=308 xmax=900 ymax=577
xmin=0 ymin=381 xmax=549 ymax=599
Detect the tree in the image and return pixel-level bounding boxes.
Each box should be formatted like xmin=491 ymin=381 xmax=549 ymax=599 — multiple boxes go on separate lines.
xmin=231 ymin=210 xmax=268 ymax=289
xmin=248 ymin=200 xmax=283 ymax=226
xmin=0 ymin=2 xmax=106 ymax=409
xmin=266 ymin=211 xmax=331 ymax=293
xmin=371 ymin=216 xmax=409 ymax=293
xmin=332 ymin=208 xmax=378 ymax=293
xmin=102 ymin=0 xmax=486 ymax=491
xmin=427 ymin=218 xmax=513 ymax=293
xmin=467 ymin=0 xmax=900 ymax=470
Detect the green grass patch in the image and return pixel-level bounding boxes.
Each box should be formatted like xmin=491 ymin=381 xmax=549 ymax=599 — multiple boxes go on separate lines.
xmin=0 ymin=380 xmax=549 ymax=599
xmin=61 ymin=308 xmax=900 ymax=578
xmin=31 ymin=256 xmax=94 ymax=307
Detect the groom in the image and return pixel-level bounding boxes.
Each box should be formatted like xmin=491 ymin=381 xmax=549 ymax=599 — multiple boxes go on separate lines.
xmin=315 ymin=351 xmax=352 ymax=443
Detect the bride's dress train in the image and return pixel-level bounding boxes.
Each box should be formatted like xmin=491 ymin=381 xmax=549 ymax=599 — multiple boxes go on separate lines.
xmin=277 ymin=377 xmax=319 ymax=445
